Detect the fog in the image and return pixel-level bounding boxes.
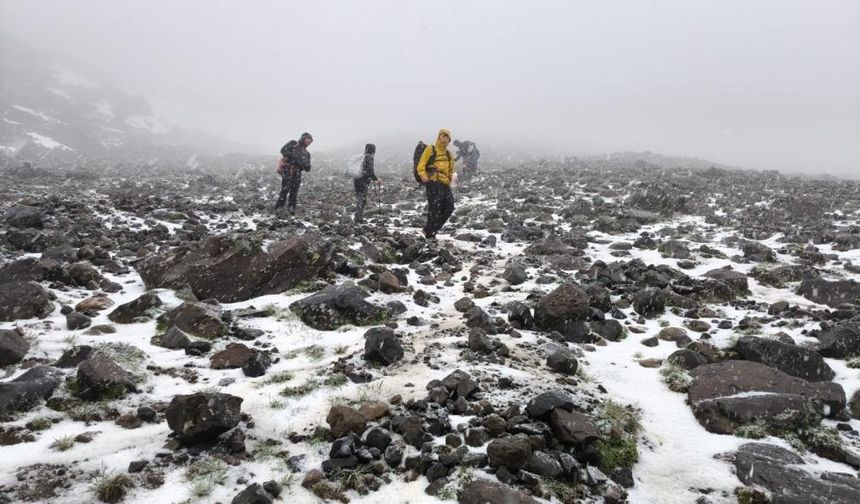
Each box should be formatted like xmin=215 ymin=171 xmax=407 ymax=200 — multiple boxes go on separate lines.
xmin=2 ymin=0 xmax=858 ymax=176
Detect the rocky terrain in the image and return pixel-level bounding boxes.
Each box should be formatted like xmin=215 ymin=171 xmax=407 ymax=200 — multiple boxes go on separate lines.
xmin=1 ymin=157 xmax=859 ymax=504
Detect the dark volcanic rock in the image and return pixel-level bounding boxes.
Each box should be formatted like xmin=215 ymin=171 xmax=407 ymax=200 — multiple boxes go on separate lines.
xmin=5 ymin=205 xmax=43 ymax=228
xmin=161 ymin=301 xmax=228 ymax=339
xmin=54 ymin=345 xmax=96 ymax=368
xmin=546 ymin=348 xmax=578 ymax=375
xmin=210 ymin=343 xmax=253 ymax=369
xmin=76 ymin=355 xmax=135 ymax=400
xmin=0 ymin=366 xmax=63 ymax=412
xmin=165 ymin=392 xmax=243 ymax=444
xmin=0 ymin=281 xmax=54 ymax=321
xmin=526 ymin=390 xmax=576 ymax=419
xmin=138 ymin=234 xmax=326 ymax=303
xmin=550 ymin=408 xmax=600 ymax=446
xmin=231 ymin=483 xmax=273 ymax=504
xmin=692 ymin=392 xmax=819 ymax=435
xmin=108 ymin=292 xmax=162 ymax=324
xmin=816 ymin=324 xmax=860 ymax=358
xmin=502 ymin=262 xmax=527 ymax=285
xmin=533 ymin=283 xmax=590 ymax=332
xmin=326 ymin=405 xmax=368 ymax=438
xmin=735 ymin=443 xmax=860 ymax=504
xmin=0 ymin=329 xmax=29 ymax=366
xmin=703 ymin=267 xmax=749 ymax=294
xmin=457 ymin=480 xmax=539 ymax=504
xmin=688 ymin=360 xmax=845 ymax=419
xmin=153 ymin=326 xmax=191 ymax=350
xmin=363 ymin=327 xmax=404 ymax=365
xmin=290 ymin=283 xmax=389 ymax=330
xmin=798 ymin=278 xmax=860 ymax=308
xmin=487 ymin=434 xmax=532 ymax=470
xmin=735 ymin=336 xmax=835 ymax=382
xmin=65 ymin=311 xmax=91 ymax=330
xmin=633 ymin=287 xmax=666 ymax=318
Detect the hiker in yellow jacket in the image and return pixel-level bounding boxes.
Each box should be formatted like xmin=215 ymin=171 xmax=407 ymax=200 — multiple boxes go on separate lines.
xmin=416 ymin=129 xmax=456 ymax=239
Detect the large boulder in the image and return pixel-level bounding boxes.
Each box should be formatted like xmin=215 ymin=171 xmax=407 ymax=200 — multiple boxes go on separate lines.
xmin=735 ymin=443 xmax=860 ymax=504
xmin=160 ymin=301 xmax=229 ymax=339
xmin=798 ymin=278 xmax=860 ymax=308
xmin=165 ymin=392 xmax=243 ymax=444
xmin=0 ymin=257 xmax=54 ymax=283
xmin=687 ymin=361 xmax=845 ymax=433
xmin=108 ymin=292 xmax=162 ymax=324
xmin=487 ymin=434 xmax=532 ymax=470
xmin=0 ymin=329 xmax=30 ymax=366
xmin=0 ymin=281 xmax=54 ymax=321
xmin=533 ymin=283 xmax=590 ymax=333
xmin=632 ymin=287 xmax=666 ymax=318
xmin=816 ymin=324 xmax=860 ymax=358
xmin=740 ymin=240 xmax=777 ymax=262
xmin=76 ymin=355 xmax=136 ymax=401
xmin=526 ymin=390 xmax=577 ymax=419
xmin=549 ymin=408 xmax=600 ymax=446
xmin=326 ymin=405 xmax=368 ymax=438
xmin=363 ymin=327 xmax=404 ymax=365
xmin=702 ymin=267 xmax=749 ymax=294
xmin=210 ymin=343 xmax=253 ymax=369
xmin=457 ymin=480 xmax=539 ymax=504
xmin=5 ymin=205 xmax=43 ymax=228
xmin=137 ymin=234 xmax=329 ymax=303
xmin=735 ymin=336 xmax=835 ymax=381
xmin=0 ymin=366 xmax=63 ymax=413
xmin=290 ymin=283 xmax=390 ymax=331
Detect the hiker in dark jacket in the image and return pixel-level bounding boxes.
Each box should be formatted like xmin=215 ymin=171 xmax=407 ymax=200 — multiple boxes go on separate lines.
xmin=275 ymin=132 xmax=313 ymax=215
xmin=353 ymin=143 xmax=379 ymax=224
xmin=453 ymin=139 xmax=480 ymax=181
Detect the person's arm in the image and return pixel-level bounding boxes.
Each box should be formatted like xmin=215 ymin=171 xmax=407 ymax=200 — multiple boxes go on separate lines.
xmin=416 ymin=145 xmax=433 ymax=183
xmin=292 ymin=149 xmax=311 ymax=172
xmin=365 ymin=155 xmax=377 ymax=181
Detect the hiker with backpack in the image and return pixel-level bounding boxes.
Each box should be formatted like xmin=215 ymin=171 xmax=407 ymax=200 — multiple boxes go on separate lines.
xmin=414 ymin=129 xmax=455 ymax=239
xmin=353 ymin=143 xmax=379 ymax=224
xmin=453 ymin=139 xmax=480 ymax=181
xmin=275 ymin=132 xmax=313 ymax=216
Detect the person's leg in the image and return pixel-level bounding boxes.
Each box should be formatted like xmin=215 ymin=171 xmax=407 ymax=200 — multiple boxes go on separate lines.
xmin=275 ymin=175 xmax=289 ymax=209
xmin=287 ymin=174 xmax=301 ymax=213
xmin=425 ymin=182 xmax=444 ymax=237
xmin=354 ymin=181 xmax=367 ymax=222
xmin=438 ymin=185 xmax=455 ymax=232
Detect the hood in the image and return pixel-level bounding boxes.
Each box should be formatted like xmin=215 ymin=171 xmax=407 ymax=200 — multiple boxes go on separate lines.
xmin=365 ymin=143 xmax=376 ymax=154
xmin=436 ymin=129 xmax=452 ymax=148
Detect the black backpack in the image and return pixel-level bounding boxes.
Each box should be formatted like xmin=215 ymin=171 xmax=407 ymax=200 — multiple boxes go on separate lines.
xmin=412 ymin=141 xmax=436 ymax=185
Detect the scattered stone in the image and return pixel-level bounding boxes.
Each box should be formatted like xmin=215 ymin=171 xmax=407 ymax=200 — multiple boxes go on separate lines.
xmin=165 ymin=392 xmax=243 ymax=444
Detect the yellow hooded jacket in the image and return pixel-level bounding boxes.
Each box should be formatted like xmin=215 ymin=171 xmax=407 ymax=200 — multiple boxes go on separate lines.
xmin=416 ymin=129 xmax=455 ymax=186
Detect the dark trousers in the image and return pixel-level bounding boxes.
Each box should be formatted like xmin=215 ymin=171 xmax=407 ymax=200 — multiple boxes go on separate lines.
xmin=275 ymin=172 xmax=302 ymax=211
xmin=424 ymin=181 xmax=454 ymax=236
xmin=354 ymin=179 xmax=370 ymax=222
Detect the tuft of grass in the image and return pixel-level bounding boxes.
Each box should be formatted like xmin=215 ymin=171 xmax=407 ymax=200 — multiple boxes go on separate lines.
xmin=334 ymin=344 xmax=349 ymax=355
xmin=252 ymin=442 xmax=290 ymax=461
xmin=184 ymin=457 xmax=228 ymax=485
xmin=27 ymin=416 xmax=54 ymax=431
xmin=357 ymin=380 xmax=384 ymax=403
xmin=596 ymin=435 xmax=639 ymax=474
xmin=437 ymin=467 xmax=475 ymax=501
xmin=90 ymin=473 xmax=135 ymax=503
xmin=188 ymin=477 xmax=216 ymax=498
xmin=51 ymin=435 xmax=76 ymax=452
xmin=311 ymin=481 xmax=349 ymax=503
xmin=269 ymin=398 xmax=286 ymax=410
xmin=595 ymin=399 xmax=643 ymax=437
xmin=846 ymin=357 xmax=860 ymax=369
xmin=736 ymin=421 xmax=769 ymax=439
xmin=281 ymin=378 xmax=321 ymax=398
xmin=659 ymin=362 xmax=692 ymax=393
xmin=323 ymin=373 xmax=348 ymax=388
xmin=658 ymin=319 xmax=670 ymax=328
xmin=304 ymin=345 xmax=325 ymax=361
xmin=539 ymin=477 xmax=580 ymax=504
xmin=267 ymin=371 xmax=295 ymax=384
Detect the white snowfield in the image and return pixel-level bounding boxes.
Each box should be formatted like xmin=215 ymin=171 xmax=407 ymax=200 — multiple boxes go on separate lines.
xmin=0 ymin=184 xmax=857 ymax=504
xmin=25 ymin=132 xmax=73 ymax=151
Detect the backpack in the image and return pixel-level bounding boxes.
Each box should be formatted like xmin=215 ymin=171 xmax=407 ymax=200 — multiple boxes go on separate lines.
xmin=277 ymin=139 xmax=299 ymax=175
xmin=412 ymin=141 xmax=436 ymax=185
xmin=345 ymin=154 xmax=364 ymax=179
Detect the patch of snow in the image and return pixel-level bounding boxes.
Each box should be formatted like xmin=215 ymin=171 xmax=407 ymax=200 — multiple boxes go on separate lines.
xmin=11 ymin=104 xmax=58 ymax=122
xmin=26 ymin=132 xmax=73 ymax=151
xmin=126 ymin=115 xmax=171 ymax=134
xmin=48 ymin=87 xmax=71 ymax=99
xmin=93 ymin=99 xmax=114 ymax=118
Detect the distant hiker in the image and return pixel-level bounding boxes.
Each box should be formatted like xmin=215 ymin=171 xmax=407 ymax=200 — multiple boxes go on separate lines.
xmin=353 ymin=143 xmax=379 ymax=224
xmin=453 ymin=139 xmax=480 ymax=181
xmin=416 ymin=129 xmax=455 ymax=239
xmin=275 ymin=132 xmax=313 ymax=216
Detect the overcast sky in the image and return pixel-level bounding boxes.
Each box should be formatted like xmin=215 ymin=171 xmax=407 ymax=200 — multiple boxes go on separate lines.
xmin=2 ymin=0 xmax=858 ymax=175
